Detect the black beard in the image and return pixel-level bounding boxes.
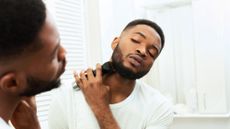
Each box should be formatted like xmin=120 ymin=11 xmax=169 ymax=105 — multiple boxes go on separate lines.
xmin=20 ymin=76 xmax=61 ymax=97
xmin=111 ymin=45 xmax=149 ymax=80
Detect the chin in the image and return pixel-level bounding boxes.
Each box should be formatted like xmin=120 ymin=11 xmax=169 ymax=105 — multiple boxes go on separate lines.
xmin=20 ymin=78 xmax=61 ymax=97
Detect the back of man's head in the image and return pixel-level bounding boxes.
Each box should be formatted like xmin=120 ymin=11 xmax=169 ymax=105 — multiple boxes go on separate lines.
xmin=123 ymin=19 xmax=165 ymax=52
xmin=0 ymin=0 xmax=46 ymax=62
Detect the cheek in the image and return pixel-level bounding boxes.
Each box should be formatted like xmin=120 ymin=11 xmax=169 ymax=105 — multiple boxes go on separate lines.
xmin=144 ymin=59 xmax=154 ymax=69
xmin=35 ymin=61 xmax=60 ymax=81
xmin=46 ymin=62 xmax=60 ymax=79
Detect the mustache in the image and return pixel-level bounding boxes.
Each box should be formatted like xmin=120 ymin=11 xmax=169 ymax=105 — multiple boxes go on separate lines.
xmin=128 ymin=53 xmax=145 ymax=65
xmin=127 ymin=53 xmax=144 ymax=58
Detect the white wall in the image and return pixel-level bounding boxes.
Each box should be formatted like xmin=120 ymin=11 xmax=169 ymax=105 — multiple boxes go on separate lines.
xmin=192 ymin=0 xmax=228 ymax=114
xmin=99 ymin=0 xmax=139 ymax=62
xmin=140 ymin=0 xmax=230 ymax=114
xmin=97 ymin=0 xmax=230 ymax=128
xmin=84 ymin=0 xmax=103 ymax=66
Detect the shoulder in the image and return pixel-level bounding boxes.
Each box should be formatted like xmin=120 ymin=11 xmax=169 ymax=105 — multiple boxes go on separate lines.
xmin=135 ymin=81 xmax=174 ymax=126
xmin=136 ymin=80 xmax=170 ymax=104
xmin=135 ymin=80 xmax=173 ymax=114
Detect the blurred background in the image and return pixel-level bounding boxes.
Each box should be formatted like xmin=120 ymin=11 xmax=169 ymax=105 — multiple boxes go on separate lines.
xmin=37 ymin=0 xmax=230 ymax=128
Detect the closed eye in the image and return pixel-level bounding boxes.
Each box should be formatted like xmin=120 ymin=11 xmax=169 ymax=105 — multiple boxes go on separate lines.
xmin=131 ymin=38 xmax=140 ymax=44
xmin=148 ymin=49 xmax=158 ymax=59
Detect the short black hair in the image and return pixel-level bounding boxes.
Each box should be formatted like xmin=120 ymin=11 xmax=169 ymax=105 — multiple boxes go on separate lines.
xmin=0 ymin=0 xmax=46 ymax=61
xmin=123 ymin=19 xmax=165 ymax=51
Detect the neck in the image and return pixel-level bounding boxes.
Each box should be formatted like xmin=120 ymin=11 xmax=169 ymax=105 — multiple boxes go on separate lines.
xmin=103 ymin=73 xmax=136 ymax=104
xmin=0 ymin=92 xmax=20 ymax=123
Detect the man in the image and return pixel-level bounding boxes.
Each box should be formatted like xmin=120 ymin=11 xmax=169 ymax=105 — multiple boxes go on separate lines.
xmin=0 ymin=0 xmax=66 ymax=128
xmin=48 ymin=19 xmax=173 ymax=129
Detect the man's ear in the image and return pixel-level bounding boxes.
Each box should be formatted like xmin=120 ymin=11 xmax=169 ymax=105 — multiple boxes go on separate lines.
xmin=0 ymin=73 xmax=25 ymax=95
xmin=111 ymin=37 xmax=120 ymax=50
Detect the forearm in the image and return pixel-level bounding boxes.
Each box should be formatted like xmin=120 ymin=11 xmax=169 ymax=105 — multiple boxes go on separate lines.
xmin=93 ymin=106 xmax=120 ymax=129
xmin=14 ymin=121 xmax=41 ymax=129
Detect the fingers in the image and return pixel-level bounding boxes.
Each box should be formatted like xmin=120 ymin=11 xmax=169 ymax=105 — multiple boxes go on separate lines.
xmin=74 ymin=71 xmax=84 ymax=89
xmin=23 ymin=97 xmax=36 ymax=108
xmin=17 ymin=96 xmax=36 ymax=110
xmin=13 ymin=97 xmax=36 ymax=113
xmin=86 ymin=68 xmax=94 ymax=80
xmin=96 ymin=63 xmax=102 ymax=80
xmin=73 ymin=70 xmax=80 ymax=83
xmin=73 ymin=64 xmax=102 ymax=89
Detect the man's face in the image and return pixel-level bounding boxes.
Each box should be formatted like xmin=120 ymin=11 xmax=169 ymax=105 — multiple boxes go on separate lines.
xmin=111 ymin=24 xmax=161 ymax=80
xmin=19 ymin=13 xmax=66 ymax=96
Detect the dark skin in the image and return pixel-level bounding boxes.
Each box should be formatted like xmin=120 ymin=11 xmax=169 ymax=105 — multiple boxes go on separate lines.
xmin=0 ymin=12 xmax=66 ymax=129
xmin=10 ymin=97 xmax=40 ymax=129
xmin=75 ymin=24 xmax=162 ymax=129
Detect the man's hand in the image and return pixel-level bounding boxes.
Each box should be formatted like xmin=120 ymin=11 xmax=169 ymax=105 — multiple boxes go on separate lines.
xmin=10 ymin=97 xmax=41 ymax=129
xmin=74 ymin=64 xmax=110 ymax=112
xmin=74 ymin=64 xmax=120 ymax=129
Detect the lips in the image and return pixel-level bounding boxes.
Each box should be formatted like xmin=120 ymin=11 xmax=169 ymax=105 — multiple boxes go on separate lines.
xmin=128 ymin=54 xmax=144 ymax=67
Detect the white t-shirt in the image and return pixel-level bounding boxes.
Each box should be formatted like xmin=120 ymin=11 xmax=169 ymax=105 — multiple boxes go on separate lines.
xmin=0 ymin=117 xmax=12 ymax=129
xmin=48 ymin=81 xmax=173 ymax=129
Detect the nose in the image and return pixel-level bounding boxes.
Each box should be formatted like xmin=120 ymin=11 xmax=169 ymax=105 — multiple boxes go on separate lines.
xmin=136 ymin=46 xmax=147 ymax=57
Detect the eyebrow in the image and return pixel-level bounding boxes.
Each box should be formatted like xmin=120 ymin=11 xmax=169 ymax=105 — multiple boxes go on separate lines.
xmin=133 ymin=32 xmax=146 ymax=39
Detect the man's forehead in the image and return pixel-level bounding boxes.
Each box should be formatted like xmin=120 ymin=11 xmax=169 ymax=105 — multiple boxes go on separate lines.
xmin=125 ymin=25 xmax=156 ymax=38
xmin=129 ymin=24 xmax=155 ymax=31
xmin=130 ymin=25 xmax=160 ymax=39
xmin=133 ymin=32 xmax=146 ymax=39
